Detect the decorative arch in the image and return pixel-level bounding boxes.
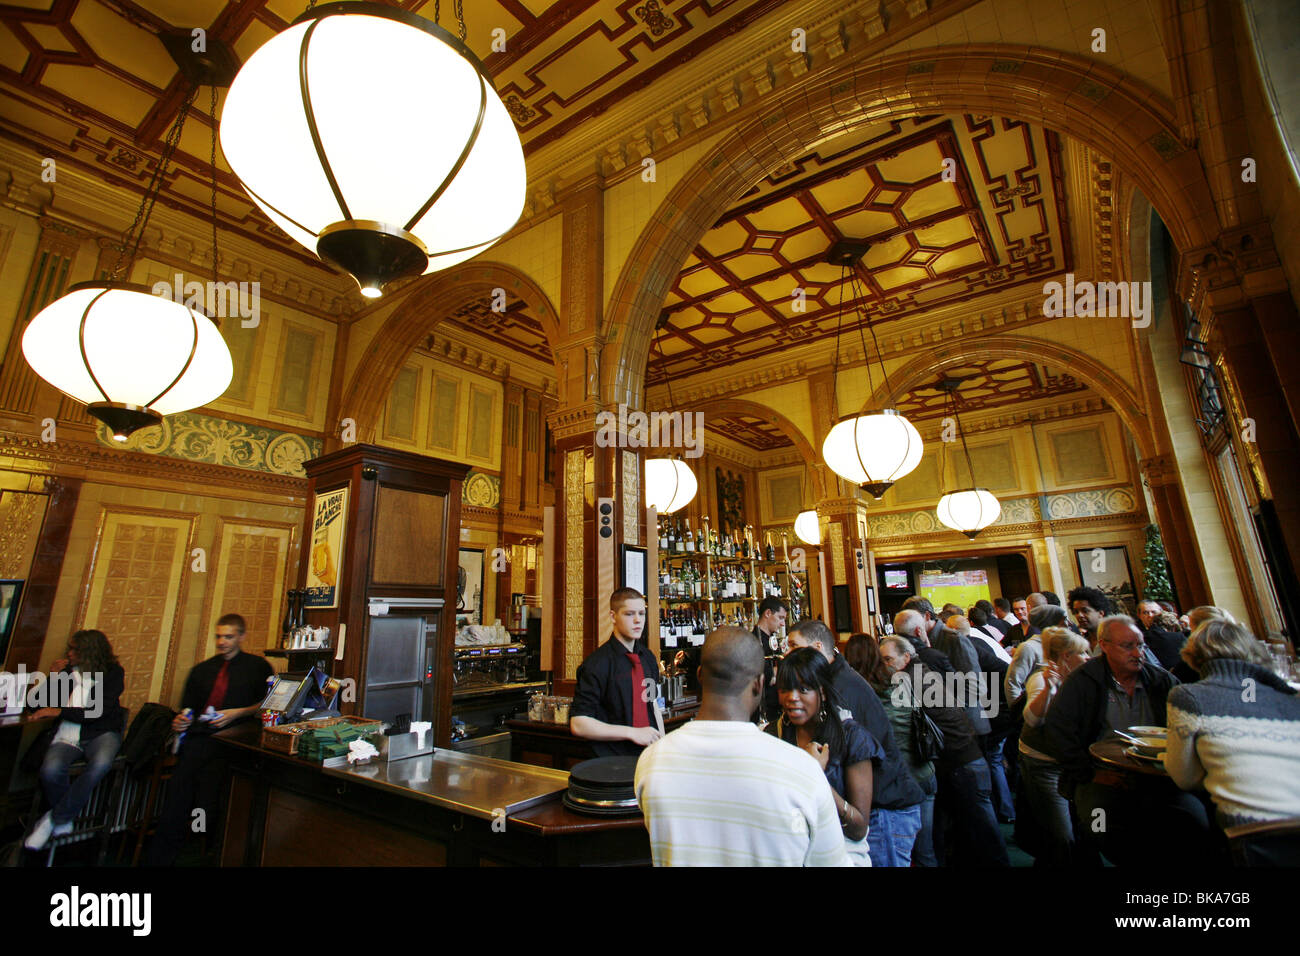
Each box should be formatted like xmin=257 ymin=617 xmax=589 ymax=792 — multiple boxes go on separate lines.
xmin=693 ymin=397 xmax=831 ymax=500
xmin=859 ymin=334 xmax=1157 ymax=459
xmin=339 ymin=261 xmax=561 ymax=443
xmin=602 ymin=44 xmax=1218 ymax=412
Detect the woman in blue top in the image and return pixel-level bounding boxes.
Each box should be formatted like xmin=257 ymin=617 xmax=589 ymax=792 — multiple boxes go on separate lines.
xmin=774 ymin=647 xmax=882 ymax=865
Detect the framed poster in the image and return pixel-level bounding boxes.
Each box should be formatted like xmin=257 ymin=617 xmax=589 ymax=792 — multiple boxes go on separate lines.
xmin=458 ymin=548 xmax=484 ymax=623
xmin=865 ymin=585 xmax=876 ymax=615
xmin=1074 ymin=545 xmax=1137 ymax=615
xmin=304 ymin=487 xmax=348 ymax=609
xmin=621 ymin=544 xmax=647 ymax=596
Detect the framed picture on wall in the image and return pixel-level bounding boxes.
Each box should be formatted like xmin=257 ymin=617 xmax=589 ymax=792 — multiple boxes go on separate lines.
xmin=0 ymin=579 xmax=22 ymax=663
xmin=457 ymin=548 xmax=484 ymax=623
xmin=1074 ymin=546 xmax=1137 ymax=615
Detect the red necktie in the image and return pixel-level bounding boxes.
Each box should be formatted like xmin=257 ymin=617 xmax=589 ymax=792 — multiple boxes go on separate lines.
xmin=205 ymin=660 xmax=230 ymax=711
xmin=626 ymin=653 xmax=649 ymax=728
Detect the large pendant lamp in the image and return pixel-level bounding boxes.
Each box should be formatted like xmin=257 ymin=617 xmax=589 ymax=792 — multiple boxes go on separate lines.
xmin=219 ymin=2 xmax=526 ymax=299
xmin=934 ymin=379 xmax=1001 ymax=539
xmin=794 ymin=509 xmax=821 ymax=546
xmin=819 ymin=240 xmax=923 ymax=498
xmin=643 ymin=316 xmax=698 ymax=513
xmin=22 ymin=88 xmax=233 ymax=441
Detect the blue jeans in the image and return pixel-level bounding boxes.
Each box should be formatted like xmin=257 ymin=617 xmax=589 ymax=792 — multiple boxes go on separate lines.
xmin=939 ymin=756 xmax=1010 ymax=866
xmin=912 ymin=775 xmax=939 ymax=867
xmin=983 ymin=733 xmax=1016 ymax=822
xmin=867 ymin=804 xmax=923 ymax=867
xmin=1018 ymin=753 xmax=1075 ymax=865
xmin=39 ymin=732 xmax=122 ymax=826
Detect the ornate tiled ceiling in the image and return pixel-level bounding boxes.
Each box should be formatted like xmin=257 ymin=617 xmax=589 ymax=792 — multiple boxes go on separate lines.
xmin=0 ymin=0 xmax=777 ymax=277
xmin=651 ymin=114 xmax=1072 ymax=383
xmin=895 ymin=360 xmax=1091 ymax=423
xmin=441 ymin=293 xmax=553 ymax=366
xmin=706 ymin=412 xmax=791 ymax=451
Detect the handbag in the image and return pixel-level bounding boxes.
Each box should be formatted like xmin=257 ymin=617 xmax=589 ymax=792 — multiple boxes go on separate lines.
xmin=910 ymin=705 xmax=945 ymax=763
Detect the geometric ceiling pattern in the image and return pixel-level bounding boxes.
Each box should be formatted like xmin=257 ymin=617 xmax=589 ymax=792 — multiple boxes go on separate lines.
xmin=440 ymin=294 xmax=554 ymax=367
xmin=706 ymin=413 xmax=792 ymax=451
xmin=651 ymin=115 xmax=1072 ymax=383
xmin=893 ymin=359 xmax=1092 ymax=423
xmin=0 ymin=0 xmax=776 ymax=282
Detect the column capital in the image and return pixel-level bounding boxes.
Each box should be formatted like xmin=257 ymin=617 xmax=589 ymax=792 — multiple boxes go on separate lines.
xmin=1139 ymin=454 xmax=1180 ymax=487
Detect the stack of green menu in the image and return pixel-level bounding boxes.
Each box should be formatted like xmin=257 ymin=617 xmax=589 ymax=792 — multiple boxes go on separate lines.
xmin=297 ymin=721 xmax=372 ymax=762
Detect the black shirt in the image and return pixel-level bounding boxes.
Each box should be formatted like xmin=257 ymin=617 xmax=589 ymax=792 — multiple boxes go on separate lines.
xmin=571 ymin=637 xmax=661 ymax=757
xmin=826 ymin=654 xmax=923 ymax=809
xmin=180 ymin=650 xmax=274 ymax=734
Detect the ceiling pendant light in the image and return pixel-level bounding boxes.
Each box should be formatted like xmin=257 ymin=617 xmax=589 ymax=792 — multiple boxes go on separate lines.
xmin=645 ymin=458 xmax=698 ymax=514
xmin=219 ymin=1 xmax=526 ymax=299
xmin=794 ymin=509 xmax=821 ymax=546
xmin=818 ymin=240 xmax=923 ymax=498
xmin=22 ymin=87 xmax=232 ymax=441
xmin=643 ymin=316 xmax=698 ymax=514
xmin=934 ymin=379 xmax=1001 ymax=539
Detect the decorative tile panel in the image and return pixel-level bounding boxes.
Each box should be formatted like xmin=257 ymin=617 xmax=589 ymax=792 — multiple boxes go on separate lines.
xmin=79 ymin=510 xmax=195 ymax=718
xmin=0 ymin=491 xmax=47 ymax=579
xmin=95 ymin=412 xmax=321 ymax=477
xmin=200 ymin=520 xmax=295 ymax=662
xmin=564 ymin=449 xmax=585 ymax=680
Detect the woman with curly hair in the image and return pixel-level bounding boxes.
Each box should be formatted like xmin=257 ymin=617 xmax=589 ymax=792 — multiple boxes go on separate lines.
xmin=25 ymin=629 xmax=126 ymax=852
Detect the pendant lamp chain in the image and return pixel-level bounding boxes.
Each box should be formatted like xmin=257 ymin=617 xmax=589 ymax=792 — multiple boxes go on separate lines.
xmin=209 ymin=84 xmax=220 ymax=288
xmin=432 ymin=0 xmax=469 ymax=41
xmin=848 ymin=268 xmax=891 ymax=405
xmin=112 ymin=86 xmax=197 ymax=282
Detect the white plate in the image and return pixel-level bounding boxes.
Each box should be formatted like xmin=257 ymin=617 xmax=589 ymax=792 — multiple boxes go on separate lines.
xmin=1130 ymin=735 xmax=1167 ymax=751
xmin=1125 ymin=746 xmax=1166 ymax=765
xmin=1128 ymin=725 xmax=1167 ymax=737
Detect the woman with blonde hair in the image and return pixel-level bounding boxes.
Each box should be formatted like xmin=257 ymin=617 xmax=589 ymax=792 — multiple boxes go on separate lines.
xmin=1017 ymin=626 xmax=1091 ymax=865
xmin=1166 ymin=618 xmax=1300 ymax=826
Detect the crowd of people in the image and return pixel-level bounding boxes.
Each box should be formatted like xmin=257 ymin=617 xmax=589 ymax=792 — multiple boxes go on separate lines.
xmin=626 ymin=585 xmax=1300 ymax=866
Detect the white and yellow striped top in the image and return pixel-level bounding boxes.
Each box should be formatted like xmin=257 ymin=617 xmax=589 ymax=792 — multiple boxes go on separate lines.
xmin=634 ymin=720 xmax=852 ymax=867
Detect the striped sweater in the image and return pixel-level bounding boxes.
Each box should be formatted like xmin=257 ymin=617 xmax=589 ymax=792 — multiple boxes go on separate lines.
xmin=634 ymin=720 xmax=851 ymax=866
xmin=1165 ymin=658 xmax=1300 ymax=825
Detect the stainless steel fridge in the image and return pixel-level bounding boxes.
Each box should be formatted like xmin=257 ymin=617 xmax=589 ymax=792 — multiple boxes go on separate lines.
xmin=362 ymin=597 xmax=443 ymax=725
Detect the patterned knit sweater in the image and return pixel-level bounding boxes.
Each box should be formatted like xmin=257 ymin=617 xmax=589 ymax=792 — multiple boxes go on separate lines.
xmin=1166 ymin=658 xmax=1300 ymax=825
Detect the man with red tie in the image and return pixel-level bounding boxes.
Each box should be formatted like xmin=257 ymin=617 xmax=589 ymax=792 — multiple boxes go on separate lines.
xmin=146 ymin=612 xmax=273 ymax=865
xmin=570 ymin=589 xmax=663 ymax=757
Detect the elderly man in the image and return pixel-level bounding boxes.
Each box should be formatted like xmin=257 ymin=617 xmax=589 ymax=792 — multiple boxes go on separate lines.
xmin=1004 ymin=604 xmax=1069 ymax=704
xmin=786 ymin=620 xmax=924 ymax=866
xmin=635 ymin=626 xmax=849 ymax=866
xmin=1137 ymin=599 xmax=1187 ymax=671
xmin=902 ymin=597 xmax=987 ymax=736
xmin=891 ymin=609 xmax=954 ymax=675
xmin=880 ymin=636 xmax=1009 ymax=867
xmin=1043 ymin=615 xmax=1209 ymax=866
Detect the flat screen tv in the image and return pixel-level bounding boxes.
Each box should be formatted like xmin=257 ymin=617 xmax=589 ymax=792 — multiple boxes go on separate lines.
xmin=883 ymin=567 xmax=910 ymax=590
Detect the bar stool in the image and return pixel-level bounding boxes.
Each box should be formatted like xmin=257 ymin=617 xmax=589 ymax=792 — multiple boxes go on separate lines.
xmin=31 ymin=755 xmax=128 ymax=867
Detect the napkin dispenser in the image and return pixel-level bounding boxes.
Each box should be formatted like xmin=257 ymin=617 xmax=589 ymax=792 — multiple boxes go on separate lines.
xmin=378 ymin=722 xmax=434 ymax=762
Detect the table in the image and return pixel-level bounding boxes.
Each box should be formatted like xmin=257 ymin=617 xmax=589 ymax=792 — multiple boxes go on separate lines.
xmin=1089 ymin=738 xmax=1169 ymax=778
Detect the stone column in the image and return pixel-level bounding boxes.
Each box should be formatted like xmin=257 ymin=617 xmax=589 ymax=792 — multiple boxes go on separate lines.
xmin=1138 ymin=454 xmax=1212 ymax=608
xmin=816 ymin=495 xmax=870 ymax=637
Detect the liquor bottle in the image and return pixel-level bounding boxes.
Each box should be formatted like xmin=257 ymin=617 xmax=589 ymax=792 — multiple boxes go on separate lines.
xmin=659 ymin=520 xmax=668 ymax=552
xmin=281 ymin=590 xmax=296 ymax=649
xmin=765 ymin=532 xmax=775 ymax=562
xmin=684 ymin=518 xmax=695 ymax=553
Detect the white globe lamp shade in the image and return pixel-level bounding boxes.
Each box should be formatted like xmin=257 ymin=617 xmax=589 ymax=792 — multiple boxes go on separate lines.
xmin=821 ymin=409 xmax=923 ymax=498
xmin=794 ymin=510 xmax=821 ymax=546
xmin=22 ymin=282 xmax=233 ymax=440
xmin=645 ymin=458 xmax=698 ymax=514
xmin=935 ymin=488 xmax=1002 ymax=539
xmin=219 ymin=3 xmax=526 ymax=298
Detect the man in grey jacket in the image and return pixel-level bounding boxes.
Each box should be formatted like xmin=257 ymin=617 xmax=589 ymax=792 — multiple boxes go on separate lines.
xmin=1004 ymin=604 xmax=1070 ymax=704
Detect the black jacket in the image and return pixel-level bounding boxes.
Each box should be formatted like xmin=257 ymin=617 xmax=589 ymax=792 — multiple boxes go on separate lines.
xmin=1043 ymin=656 xmax=1178 ymax=793
xmin=59 ymin=663 xmax=126 ymax=742
xmin=1143 ymin=626 xmax=1187 ymax=671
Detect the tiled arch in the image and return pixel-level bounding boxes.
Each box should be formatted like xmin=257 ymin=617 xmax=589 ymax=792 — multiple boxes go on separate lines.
xmin=339 ymin=261 xmax=561 ymax=444
xmin=602 ymin=43 xmax=1219 ymax=412
xmin=859 ymin=334 xmax=1156 ymax=460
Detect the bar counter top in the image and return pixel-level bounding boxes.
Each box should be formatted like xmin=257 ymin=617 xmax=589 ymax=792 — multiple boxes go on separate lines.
xmin=212 ymin=722 xmax=650 ymax=863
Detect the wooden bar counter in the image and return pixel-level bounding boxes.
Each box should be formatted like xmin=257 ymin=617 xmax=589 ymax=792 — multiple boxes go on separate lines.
xmin=213 ymin=723 xmax=650 ymax=866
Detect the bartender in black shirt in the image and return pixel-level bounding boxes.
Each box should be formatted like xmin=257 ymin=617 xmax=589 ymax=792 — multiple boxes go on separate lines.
xmin=146 ymin=612 xmax=273 ymax=865
xmin=752 ymin=596 xmax=787 ymax=725
xmin=569 ymin=588 xmax=662 ymax=757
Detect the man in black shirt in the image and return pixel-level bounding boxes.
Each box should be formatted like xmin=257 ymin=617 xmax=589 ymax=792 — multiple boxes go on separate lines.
xmin=570 ymin=589 xmax=662 ymax=757
xmin=752 ymin=597 xmax=787 ymax=724
xmin=146 ymin=612 xmax=273 ymax=865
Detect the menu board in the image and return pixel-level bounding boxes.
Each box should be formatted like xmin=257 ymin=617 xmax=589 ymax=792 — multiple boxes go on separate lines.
xmin=304 ymin=486 xmax=347 ymax=609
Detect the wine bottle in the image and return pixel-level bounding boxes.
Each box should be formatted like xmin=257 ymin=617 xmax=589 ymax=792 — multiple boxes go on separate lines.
xmin=684 ymin=517 xmax=695 ymax=553
xmin=659 ymin=520 xmax=668 ymax=552
xmin=765 ymin=532 xmax=775 ymax=562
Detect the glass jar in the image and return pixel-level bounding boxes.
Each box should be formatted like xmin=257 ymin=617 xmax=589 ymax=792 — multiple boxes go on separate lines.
xmin=527 ymin=693 xmax=545 ymax=722
xmin=553 ymin=696 xmax=571 ymax=723
xmin=541 ymin=696 xmax=556 ymax=723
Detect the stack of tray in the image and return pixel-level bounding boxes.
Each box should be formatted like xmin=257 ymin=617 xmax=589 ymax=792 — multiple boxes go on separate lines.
xmin=562 ymin=756 xmax=641 ymax=817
